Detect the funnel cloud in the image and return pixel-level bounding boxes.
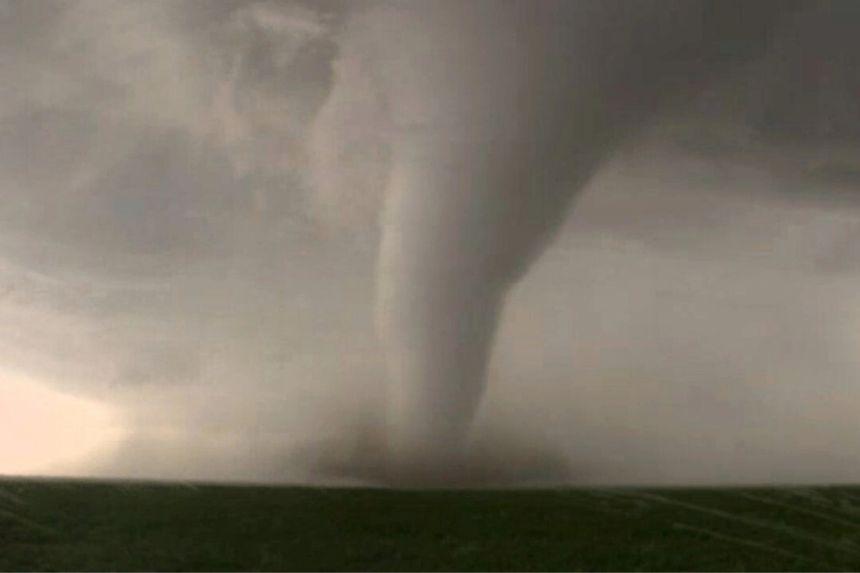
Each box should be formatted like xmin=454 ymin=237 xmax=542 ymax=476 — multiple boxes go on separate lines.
xmin=317 ymin=1 xmax=822 ymax=481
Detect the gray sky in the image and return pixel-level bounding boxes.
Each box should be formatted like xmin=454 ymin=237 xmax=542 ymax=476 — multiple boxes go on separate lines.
xmin=2 ymin=0 xmax=860 ymax=485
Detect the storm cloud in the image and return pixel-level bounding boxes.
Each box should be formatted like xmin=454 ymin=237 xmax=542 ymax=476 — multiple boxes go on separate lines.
xmin=1 ymin=0 xmax=860 ymax=486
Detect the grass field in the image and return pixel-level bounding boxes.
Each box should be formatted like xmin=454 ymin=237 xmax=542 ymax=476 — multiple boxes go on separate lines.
xmin=3 ymin=478 xmax=860 ymax=571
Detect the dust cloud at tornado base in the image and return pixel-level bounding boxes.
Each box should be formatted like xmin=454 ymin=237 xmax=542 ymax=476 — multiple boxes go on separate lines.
xmin=2 ymin=0 xmax=860 ymax=485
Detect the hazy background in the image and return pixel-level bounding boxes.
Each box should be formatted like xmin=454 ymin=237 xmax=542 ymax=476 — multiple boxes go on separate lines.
xmin=2 ymin=0 xmax=860 ymax=485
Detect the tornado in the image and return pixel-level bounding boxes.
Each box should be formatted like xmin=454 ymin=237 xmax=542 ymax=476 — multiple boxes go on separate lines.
xmin=315 ymin=0 xmax=800 ymax=482
xmin=373 ymin=1 xmax=645 ymax=476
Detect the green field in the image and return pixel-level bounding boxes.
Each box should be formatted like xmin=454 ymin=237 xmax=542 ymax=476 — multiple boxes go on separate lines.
xmin=3 ymin=478 xmax=860 ymax=571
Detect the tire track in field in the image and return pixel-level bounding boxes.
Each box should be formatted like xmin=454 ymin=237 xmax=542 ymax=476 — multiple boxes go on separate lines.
xmin=609 ymin=490 xmax=860 ymax=560
xmin=673 ymin=522 xmax=837 ymax=569
xmin=738 ymin=491 xmax=860 ymax=533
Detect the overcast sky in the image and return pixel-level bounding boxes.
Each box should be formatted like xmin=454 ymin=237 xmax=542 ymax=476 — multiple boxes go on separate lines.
xmin=2 ymin=0 xmax=860 ymax=485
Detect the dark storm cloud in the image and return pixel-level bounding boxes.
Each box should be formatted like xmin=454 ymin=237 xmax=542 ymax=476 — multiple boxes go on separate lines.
xmin=0 ymin=0 xmax=340 ymax=273
xmin=0 ymin=0 xmax=368 ymax=435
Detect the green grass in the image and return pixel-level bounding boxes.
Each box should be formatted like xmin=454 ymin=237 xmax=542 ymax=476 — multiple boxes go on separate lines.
xmin=2 ymin=478 xmax=860 ymax=570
